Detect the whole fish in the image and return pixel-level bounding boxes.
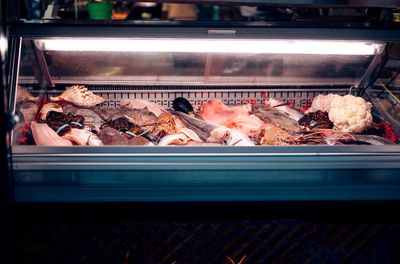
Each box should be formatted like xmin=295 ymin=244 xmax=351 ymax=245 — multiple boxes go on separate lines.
xmin=173 ymin=111 xmax=254 ymax=146
xmin=353 ymin=135 xmax=394 ymax=145
xmin=265 ymin=98 xmax=305 ymax=121
xmin=31 ymin=122 xmax=72 ymax=146
xmin=63 ymin=104 xmax=105 ymax=134
xmin=252 ymin=104 xmax=301 ymax=132
xmin=62 ymin=128 xmax=103 ymax=146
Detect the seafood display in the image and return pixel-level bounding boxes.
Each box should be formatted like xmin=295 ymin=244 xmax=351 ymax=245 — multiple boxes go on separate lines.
xmin=13 ymin=85 xmax=399 ymax=147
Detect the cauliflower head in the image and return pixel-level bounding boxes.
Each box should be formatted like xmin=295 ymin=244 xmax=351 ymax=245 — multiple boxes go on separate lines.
xmin=307 ymin=94 xmax=341 ymax=113
xmin=328 ymin=95 xmax=372 ymax=133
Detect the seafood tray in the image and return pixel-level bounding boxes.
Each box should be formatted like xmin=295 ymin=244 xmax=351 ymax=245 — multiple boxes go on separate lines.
xmin=14 ymin=84 xmax=395 ymax=148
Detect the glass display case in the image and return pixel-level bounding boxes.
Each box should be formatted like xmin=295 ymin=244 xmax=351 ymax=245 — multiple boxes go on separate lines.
xmin=7 ymin=23 xmax=400 ymax=202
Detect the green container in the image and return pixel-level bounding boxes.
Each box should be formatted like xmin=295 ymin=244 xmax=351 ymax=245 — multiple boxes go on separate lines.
xmin=87 ymin=1 xmax=113 ymax=20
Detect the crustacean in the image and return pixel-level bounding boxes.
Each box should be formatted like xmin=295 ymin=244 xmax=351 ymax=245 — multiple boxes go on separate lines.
xmin=298 ymin=110 xmax=333 ymax=130
xmin=149 ymin=112 xmax=180 ymax=140
xmin=45 ymin=111 xmax=85 ymax=136
xmin=17 ymin=86 xmax=39 ymax=103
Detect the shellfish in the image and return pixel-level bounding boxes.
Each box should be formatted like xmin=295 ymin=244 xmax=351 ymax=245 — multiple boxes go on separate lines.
xmin=51 ymin=85 xmax=105 ymax=107
xmin=17 ymin=86 xmax=38 ymax=102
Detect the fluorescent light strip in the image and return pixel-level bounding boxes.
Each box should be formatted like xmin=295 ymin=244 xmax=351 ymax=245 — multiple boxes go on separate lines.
xmin=37 ymin=39 xmax=380 ymax=55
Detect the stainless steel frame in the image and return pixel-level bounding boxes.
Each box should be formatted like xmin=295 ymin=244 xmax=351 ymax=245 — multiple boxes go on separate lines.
xmin=12 ymin=145 xmax=400 ymax=202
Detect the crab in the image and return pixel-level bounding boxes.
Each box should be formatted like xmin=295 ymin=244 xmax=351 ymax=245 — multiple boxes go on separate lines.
xmin=148 ymin=112 xmax=178 ymax=140
xmin=45 ymin=111 xmax=85 ymax=136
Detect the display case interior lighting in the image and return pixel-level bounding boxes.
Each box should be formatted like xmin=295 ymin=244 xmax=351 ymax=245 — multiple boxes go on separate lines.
xmin=36 ymin=39 xmax=383 ymax=55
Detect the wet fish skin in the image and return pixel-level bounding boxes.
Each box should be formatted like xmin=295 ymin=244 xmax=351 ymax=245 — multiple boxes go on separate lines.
xmin=173 ymin=111 xmax=254 ymax=146
xmin=62 ymin=128 xmax=103 ymax=146
xmin=172 ymin=111 xmax=219 ymax=142
xmin=353 ymin=135 xmax=394 ymax=145
xmin=265 ymin=98 xmax=305 ymax=121
xmin=252 ymin=104 xmax=301 ymax=132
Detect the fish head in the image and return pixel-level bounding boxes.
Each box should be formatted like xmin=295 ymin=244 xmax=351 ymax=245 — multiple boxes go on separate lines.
xmin=208 ymin=128 xmax=254 ymax=146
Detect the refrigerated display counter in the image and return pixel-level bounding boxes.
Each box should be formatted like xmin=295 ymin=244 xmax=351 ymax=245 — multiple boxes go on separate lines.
xmin=7 ymin=21 xmax=400 ymax=202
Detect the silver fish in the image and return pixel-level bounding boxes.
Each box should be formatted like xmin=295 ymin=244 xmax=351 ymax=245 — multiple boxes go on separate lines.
xmin=353 ymin=135 xmax=394 ymax=145
xmin=252 ymin=104 xmax=301 ymax=132
xmin=265 ymin=98 xmax=305 ymax=121
xmin=173 ymin=111 xmax=254 ymax=146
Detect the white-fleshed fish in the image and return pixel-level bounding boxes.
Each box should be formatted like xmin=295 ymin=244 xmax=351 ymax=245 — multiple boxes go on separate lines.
xmin=62 ymin=128 xmax=103 ymax=146
xmin=31 ymin=122 xmax=72 ymax=146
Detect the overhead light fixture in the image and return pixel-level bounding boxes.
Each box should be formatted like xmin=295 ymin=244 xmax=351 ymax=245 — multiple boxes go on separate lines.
xmin=35 ymin=38 xmax=382 ymax=55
